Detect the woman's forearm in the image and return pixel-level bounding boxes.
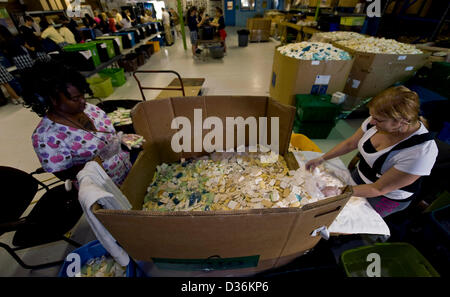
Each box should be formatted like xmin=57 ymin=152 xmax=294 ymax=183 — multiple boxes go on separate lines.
xmin=351 ymin=184 xmax=383 ymax=198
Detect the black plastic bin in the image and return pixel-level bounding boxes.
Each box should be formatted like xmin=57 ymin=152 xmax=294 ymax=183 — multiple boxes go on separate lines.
xmin=237 ymin=29 xmax=250 ymax=47
xmin=96 ymin=99 xmax=142 ymax=134
xmin=118 ymin=53 xmax=139 ymax=73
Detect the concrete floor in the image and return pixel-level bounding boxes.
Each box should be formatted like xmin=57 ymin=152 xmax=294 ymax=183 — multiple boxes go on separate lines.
xmin=0 ymin=27 xmax=365 ymax=276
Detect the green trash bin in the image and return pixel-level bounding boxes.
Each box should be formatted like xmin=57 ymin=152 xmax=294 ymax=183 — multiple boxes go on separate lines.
xmin=63 ymin=43 xmax=101 ymax=67
xmin=86 ymin=76 xmax=114 ymax=98
xmin=98 ymin=68 xmax=126 ymax=87
xmin=340 ymin=243 xmax=440 ymax=277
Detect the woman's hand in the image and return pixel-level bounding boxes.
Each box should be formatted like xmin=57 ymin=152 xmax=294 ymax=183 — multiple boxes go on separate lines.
xmin=97 ymin=132 xmax=122 ymax=161
xmin=321 ymin=186 xmax=342 ymax=197
xmin=305 ymin=157 xmax=325 ymax=171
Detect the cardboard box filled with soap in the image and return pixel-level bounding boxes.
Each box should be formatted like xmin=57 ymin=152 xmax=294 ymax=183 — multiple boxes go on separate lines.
xmin=333 ymin=43 xmax=430 ymax=99
xmin=91 ymin=96 xmax=352 ymax=276
xmin=270 ymin=47 xmax=355 ymax=106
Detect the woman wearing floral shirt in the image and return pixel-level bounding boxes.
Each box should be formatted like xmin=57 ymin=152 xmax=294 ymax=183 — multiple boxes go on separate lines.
xmin=22 ymin=61 xmax=132 ymax=185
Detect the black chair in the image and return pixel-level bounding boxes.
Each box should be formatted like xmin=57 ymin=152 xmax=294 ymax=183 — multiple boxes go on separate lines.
xmin=0 ymin=166 xmax=83 ymax=270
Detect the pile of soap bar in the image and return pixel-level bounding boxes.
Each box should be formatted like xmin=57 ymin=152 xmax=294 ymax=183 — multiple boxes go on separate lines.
xmin=336 ymin=37 xmax=423 ymax=54
xmin=278 ymin=42 xmax=352 ymax=60
xmin=78 ymin=255 xmax=127 ymax=277
xmin=313 ymin=31 xmax=365 ymax=42
xmin=121 ymin=134 xmax=145 ymax=150
xmin=107 ymin=108 xmax=132 ymax=126
xmin=143 ymin=151 xmax=345 ymax=212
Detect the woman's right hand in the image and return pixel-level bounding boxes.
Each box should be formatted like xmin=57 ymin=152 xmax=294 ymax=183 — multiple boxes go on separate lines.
xmin=305 ymin=157 xmax=325 ymax=171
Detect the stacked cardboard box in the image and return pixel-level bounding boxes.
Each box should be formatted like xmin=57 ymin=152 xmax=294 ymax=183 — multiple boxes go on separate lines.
xmin=333 ymin=39 xmax=430 ymax=109
xmin=91 ymin=96 xmax=352 ymax=276
xmin=247 ymin=18 xmax=272 ymax=42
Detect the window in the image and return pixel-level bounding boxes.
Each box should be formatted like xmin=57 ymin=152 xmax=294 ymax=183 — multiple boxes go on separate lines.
xmin=240 ymin=0 xmax=256 ymax=10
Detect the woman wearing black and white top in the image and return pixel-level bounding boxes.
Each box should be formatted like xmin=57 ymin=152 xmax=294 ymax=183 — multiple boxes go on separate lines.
xmin=306 ymin=86 xmax=438 ymax=217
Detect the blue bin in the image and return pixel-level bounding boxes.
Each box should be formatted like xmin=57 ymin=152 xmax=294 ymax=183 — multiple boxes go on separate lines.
xmin=438 ymin=122 xmax=450 ymax=144
xmin=58 ymin=240 xmax=146 ymax=277
xmin=114 ymin=32 xmax=136 ymax=49
xmin=80 ymin=28 xmax=95 ymax=41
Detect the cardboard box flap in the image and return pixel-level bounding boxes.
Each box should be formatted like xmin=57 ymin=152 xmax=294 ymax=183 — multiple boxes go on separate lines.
xmin=280 ymin=186 xmax=353 ymax=257
xmin=120 ymin=143 xmax=162 ymax=210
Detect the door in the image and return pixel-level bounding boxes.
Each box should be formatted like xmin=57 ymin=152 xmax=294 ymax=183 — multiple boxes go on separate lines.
xmin=224 ymin=0 xmax=235 ymax=26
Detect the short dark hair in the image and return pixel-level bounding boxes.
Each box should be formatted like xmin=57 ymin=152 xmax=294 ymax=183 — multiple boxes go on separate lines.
xmin=216 ymin=7 xmax=223 ymax=14
xmin=21 ymin=60 xmax=91 ymax=117
xmin=24 ymin=16 xmax=34 ymax=23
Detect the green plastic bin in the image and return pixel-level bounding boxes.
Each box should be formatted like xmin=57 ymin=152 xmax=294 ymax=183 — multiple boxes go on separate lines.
xmin=96 ymin=35 xmax=123 ymax=54
xmin=86 ymin=76 xmax=114 ymax=98
xmin=89 ymin=40 xmax=116 ymax=60
xmin=98 ymin=68 xmax=126 ymax=87
xmin=296 ymin=94 xmax=341 ymax=122
xmin=63 ymin=43 xmax=101 ymax=67
xmin=341 ymin=243 xmax=440 ymax=277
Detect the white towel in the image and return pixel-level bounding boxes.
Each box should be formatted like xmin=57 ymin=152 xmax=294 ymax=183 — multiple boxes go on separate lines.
xmin=77 ymin=161 xmax=132 ymax=266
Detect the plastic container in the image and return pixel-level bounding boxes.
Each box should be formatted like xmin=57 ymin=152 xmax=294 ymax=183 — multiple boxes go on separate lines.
xmin=90 ymin=40 xmax=116 ymax=60
xmin=86 ymin=76 xmax=114 ymax=98
xmin=237 ymin=29 xmax=250 ymax=47
xmin=118 ymin=54 xmax=139 ymax=73
xmin=438 ymin=122 xmax=450 ymax=144
xmin=210 ymin=46 xmax=224 ymax=59
xmin=80 ymin=28 xmax=95 ymax=41
xmin=340 ymin=243 xmax=440 ymax=277
xmin=147 ymin=41 xmax=160 ymax=52
xmin=58 ymin=240 xmax=146 ymax=277
xmin=98 ymin=68 xmax=126 ymax=87
xmin=96 ymin=99 xmax=141 ymax=134
xmin=293 ymin=120 xmax=336 ymax=139
xmin=63 ymin=43 xmax=101 ymax=68
xmin=114 ymin=32 xmax=136 ymax=49
xmin=296 ymin=94 xmax=340 ymax=122
xmin=96 ymin=35 xmax=123 ymax=55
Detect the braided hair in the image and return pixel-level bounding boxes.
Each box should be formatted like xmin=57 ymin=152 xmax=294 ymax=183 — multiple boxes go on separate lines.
xmin=21 ymin=60 xmax=91 ymax=117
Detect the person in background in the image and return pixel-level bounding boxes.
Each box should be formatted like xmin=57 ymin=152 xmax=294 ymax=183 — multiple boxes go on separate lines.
xmin=106 ymin=11 xmax=117 ymax=33
xmin=187 ymin=7 xmax=206 ymax=56
xmin=0 ymin=24 xmax=36 ymax=70
xmin=20 ymin=16 xmax=42 ymax=56
xmin=40 ymin=20 xmax=66 ymax=48
xmin=31 ymin=16 xmax=42 ymax=36
xmin=59 ymin=17 xmax=76 ymax=45
xmin=21 ymin=60 xmax=135 ymax=186
xmin=67 ymin=17 xmax=82 ymax=43
xmin=112 ymin=9 xmax=123 ymax=30
xmin=141 ymin=9 xmax=153 ymax=23
xmin=169 ymin=8 xmax=181 ymax=38
xmin=210 ymin=7 xmax=227 ymax=53
xmin=93 ymin=11 xmax=101 ymax=25
xmin=98 ymin=13 xmax=110 ymax=34
xmin=83 ymin=13 xmax=102 ymax=37
xmin=161 ymin=8 xmax=173 ymax=46
xmin=125 ymin=10 xmax=135 ymax=26
xmin=120 ymin=12 xmax=132 ymax=29
xmin=0 ymin=65 xmax=22 ymax=105
xmin=306 ymin=86 xmax=438 ymax=218
xmin=197 ymin=7 xmax=206 ymax=24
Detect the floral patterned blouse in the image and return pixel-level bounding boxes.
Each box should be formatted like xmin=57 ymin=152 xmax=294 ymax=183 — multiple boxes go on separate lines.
xmin=32 ymin=103 xmax=132 ymax=185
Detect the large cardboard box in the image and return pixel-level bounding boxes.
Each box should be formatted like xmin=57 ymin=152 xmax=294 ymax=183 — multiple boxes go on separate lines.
xmin=334 ymin=43 xmax=430 ymax=99
xmin=91 ymin=96 xmax=352 ymax=276
xmin=270 ymin=48 xmax=354 ymax=106
xmin=247 ymin=18 xmax=272 ymax=42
